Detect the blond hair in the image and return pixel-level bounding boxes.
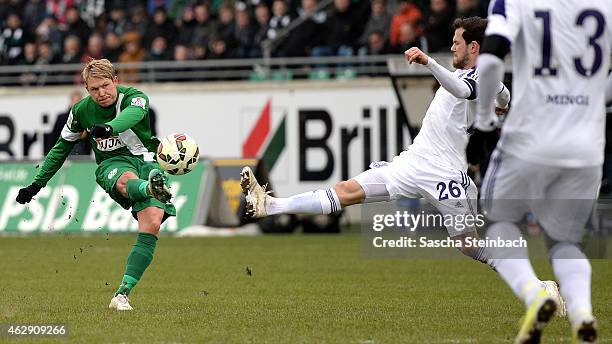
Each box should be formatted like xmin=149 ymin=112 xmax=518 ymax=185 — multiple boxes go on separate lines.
xmin=81 ymin=59 xmax=116 ymax=84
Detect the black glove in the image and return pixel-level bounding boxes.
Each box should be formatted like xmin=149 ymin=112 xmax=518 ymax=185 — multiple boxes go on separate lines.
xmin=16 ymin=183 xmax=42 ymax=204
xmin=89 ymin=124 xmax=113 ymax=139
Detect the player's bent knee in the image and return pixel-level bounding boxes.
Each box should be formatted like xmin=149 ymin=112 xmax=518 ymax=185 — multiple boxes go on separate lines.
xmin=334 ymin=180 xmax=365 ymax=206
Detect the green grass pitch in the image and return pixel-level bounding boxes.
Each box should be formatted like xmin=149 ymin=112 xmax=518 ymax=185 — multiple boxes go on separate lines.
xmin=0 ymin=233 xmax=610 ymax=343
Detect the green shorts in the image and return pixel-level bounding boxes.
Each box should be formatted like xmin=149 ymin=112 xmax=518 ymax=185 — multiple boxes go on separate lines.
xmin=95 ymin=155 xmax=176 ymax=219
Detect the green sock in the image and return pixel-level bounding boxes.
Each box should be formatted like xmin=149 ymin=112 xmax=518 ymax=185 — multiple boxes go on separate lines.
xmin=115 ymin=233 xmax=158 ymax=296
xmin=126 ymin=179 xmax=150 ymax=202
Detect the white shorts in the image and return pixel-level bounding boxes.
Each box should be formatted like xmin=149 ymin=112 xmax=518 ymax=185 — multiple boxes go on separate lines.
xmin=354 ymin=150 xmax=478 ymax=237
xmin=481 ymin=149 xmax=601 ymax=243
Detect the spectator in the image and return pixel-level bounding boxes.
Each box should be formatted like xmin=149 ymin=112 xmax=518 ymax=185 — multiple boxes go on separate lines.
xmin=35 ymin=15 xmax=63 ymax=54
xmin=94 ymin=12 xmax=109 ymax=33
xmin=217 ymin=3 xmax=236 ymax=46
xmin=46 ymin=0 xmax=74 ymax=25
xmin=0 ymin=0 xmax=24 ymax=20
xmin=209 ymin=36 xmax=232 ymax=59
xmin=251 ymin=3 xmax=270 ymax=57
xmin=1 ymin=13 xmax=27 ymax=65
xmin=118 ymin=31 xmax=145 ymax=83
xmin=176 ymin=4 xmax=197 ymax=45
xmin=168 ymin=0 xmax=191 ymax=21
xmin=233 ymin=3 xmax=258 ymax=58
xmin=36 ymin=40 xmax=58 ymax=84
xmin=395 ymin=21 xmax=425 ymax=52
xmin=312 ymin=0 xmax=359 ymax=57
xmin=78 ymin=0 xmax=107 ymax=28
xmin=192 ymin=42 xmax=208 ymax=60
xmin=47 ymin=90 xmax=92 ymax=156
xmin=455 ymin=0 xmax=485 ymax=18
xmin=282 ymin=0 xmax=325 ymax=57
xmin=107 ymin=6 xmax=128 ymax=36
xmin=36 ymin=40 xmax=57 ymax=65
xmin=174 ymin=43 xmax=190 ymax=61
xmin=125 ymin=5 xmax=148 ymax=37
xmin=424 ymin=0 xmax=453 ymax=52
xmin=359 ymin=0 xmax=391 ymax=47
xmin=148 ymin=0 xmax=171 ymax=15
xmin=389 ymin=0 xmax=422 ymax=48
xmin=64 ymin=6 xmax=92 ymax=46
xmin=82 ymin=33 xmax=104 ymax=62
xmin=191 ymin=3 xmax=216 ymax=47
xmin=267 ymin=0 xmax=291 ymax=40
xmin=146 ymin=36 xmax=171 ymax=61
xmin=61 ymin=35 xmax=82 ymax=64
xmin=359 ymin=30 xmax=393 ymax=56
xmin=146 ymin=6 xmax=176 ymax=49
xmin=103 ymin=31 xmax=123 ymax=62
xmin=18 ymin=42 xmax=38 ymax=85
xmin=23 ymin=0 xmax=47 ymax=36
xmin=19 ymin=41 xmax=38 ymax=65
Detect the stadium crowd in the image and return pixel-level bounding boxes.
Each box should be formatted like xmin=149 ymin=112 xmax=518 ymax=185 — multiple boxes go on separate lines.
xmin=0 ymin=0 xmax=491 ymax=68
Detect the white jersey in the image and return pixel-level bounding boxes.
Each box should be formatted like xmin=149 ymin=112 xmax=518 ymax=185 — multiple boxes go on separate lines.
xmin=487 ymin=0 xmax=612 ymax=167
xmin=409 ymin=68 xmax=479 ymax=172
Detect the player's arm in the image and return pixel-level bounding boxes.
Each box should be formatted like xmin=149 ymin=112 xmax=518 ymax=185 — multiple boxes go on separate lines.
xmin=606 ymin=72 xmax=612 ymax=105
xmin=496 ymin=83 xmax=510 ymax=109
xmin=475 ymin=0 xmax=520 ymax=131
xmin=17 ymin=109 xmax=83 ymax=204
xmin=405 ymin=47 xmax=474 ymax=99
xmin=89 ymin=94 xmax=148 ymax=139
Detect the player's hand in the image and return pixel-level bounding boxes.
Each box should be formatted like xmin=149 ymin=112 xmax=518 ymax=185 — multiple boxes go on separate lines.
xmin=16 ymin=183 xmax=42 ymax=204
xmin=495 ymin=106 xmax=509 ymax=117
xmin=474 ymin=113 xmax=500 ymax=132
xmin=89 ymin=124 xmax=113 ymax=139
xmin=404 ymin=47 xmax=429 ymax=65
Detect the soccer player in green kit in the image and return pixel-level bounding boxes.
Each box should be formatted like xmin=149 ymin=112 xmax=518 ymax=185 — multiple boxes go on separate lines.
xmin=15 ymin=59 xmax=174 ymax=311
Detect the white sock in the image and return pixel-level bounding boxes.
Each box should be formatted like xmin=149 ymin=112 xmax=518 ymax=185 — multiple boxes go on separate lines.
xmin=550 ymin=243 xmax=592 ymax=322
xmin=488 ymin=222 xmax=543 ymax=307
xmin=265 ymin=189 xmax=342 ymax=215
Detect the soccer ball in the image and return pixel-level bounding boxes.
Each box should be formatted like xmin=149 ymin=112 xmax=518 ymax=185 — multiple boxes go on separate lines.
xmin=156 ymin=133 xmax=199 ymax=175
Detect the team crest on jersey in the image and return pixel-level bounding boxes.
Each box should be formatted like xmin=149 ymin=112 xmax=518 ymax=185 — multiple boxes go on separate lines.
xmin=130 ymin=97 xmax=146 ymax=109
xmin=108 ymin=168 xmax=118 ymax=180
xmin=96 ymin=136 xmax=126 ymax=151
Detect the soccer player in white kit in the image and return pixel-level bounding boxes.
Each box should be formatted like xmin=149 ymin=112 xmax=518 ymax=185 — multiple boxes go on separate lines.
xmin=475 ymin=0 xmax=612 ymax=343
xmin=243 ymin=17 xmax=509 ymax=263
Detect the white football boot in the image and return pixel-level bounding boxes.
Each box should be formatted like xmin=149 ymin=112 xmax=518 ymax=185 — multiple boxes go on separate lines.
xmin=541 ymin=280 xmax=567 ymax=317
xmin=109 ymin=294 xmax=134 ymax=311
xmin=240 ymin=166 xmax=270 ymax=218
xmin=572 ymin=312 xmax=597 ymax=344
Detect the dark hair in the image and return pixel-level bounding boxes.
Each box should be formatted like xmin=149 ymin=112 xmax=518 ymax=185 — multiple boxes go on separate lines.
xmin=453 ymin=17 xmax=487 ymax=45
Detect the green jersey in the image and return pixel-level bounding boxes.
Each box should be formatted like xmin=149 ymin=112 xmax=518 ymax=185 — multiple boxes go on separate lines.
xmin=33 ymin=85 xmax=159 ymax=187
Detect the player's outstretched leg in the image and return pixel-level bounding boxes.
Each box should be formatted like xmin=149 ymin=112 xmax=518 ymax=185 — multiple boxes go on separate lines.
xmin=240 ymin=166 xmax=350 ymax=218
xmin=487 ymin=222 xmax=557 ymax=343
xmin=550 ymin=243 xmax=597 ymax=343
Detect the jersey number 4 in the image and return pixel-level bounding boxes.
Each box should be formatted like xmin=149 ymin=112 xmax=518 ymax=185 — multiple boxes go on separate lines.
xmin=534 ymin=9 xmax=606 ymax=77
